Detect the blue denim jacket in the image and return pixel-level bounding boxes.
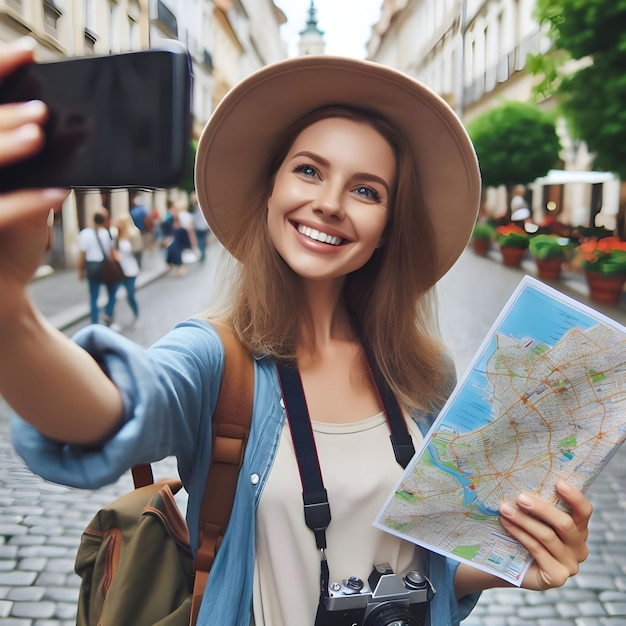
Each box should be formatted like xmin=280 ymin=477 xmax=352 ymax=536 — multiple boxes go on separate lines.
xmin=11 ymin=319 xmax=480 ymax=625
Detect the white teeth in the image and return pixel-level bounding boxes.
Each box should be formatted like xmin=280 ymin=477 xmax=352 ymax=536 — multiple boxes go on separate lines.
xmin=297 ymin=224 xmax=342 ymax=246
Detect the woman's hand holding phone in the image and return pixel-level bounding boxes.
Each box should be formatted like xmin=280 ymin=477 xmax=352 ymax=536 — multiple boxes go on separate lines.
xmin=0 ymin=39 xmax=69 ymax=322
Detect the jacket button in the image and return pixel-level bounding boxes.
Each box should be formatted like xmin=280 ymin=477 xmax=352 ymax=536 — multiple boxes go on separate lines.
xmin=251 ymin=473 xmax=260 ymax=485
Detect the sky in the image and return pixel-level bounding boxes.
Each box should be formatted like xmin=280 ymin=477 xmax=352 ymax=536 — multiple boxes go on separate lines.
xmin=276 ymin=0 xmax=383 ymax=59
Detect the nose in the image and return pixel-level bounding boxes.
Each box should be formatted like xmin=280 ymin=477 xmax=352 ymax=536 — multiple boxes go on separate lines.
xmin=311 ymin=184 xmax=345 ymax=220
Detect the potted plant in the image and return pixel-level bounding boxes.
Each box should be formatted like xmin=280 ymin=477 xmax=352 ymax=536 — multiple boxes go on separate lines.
xmin=576 ymin=236 xmax=626 ymax=304
xmin=470 ymin=222 xmax=495 ymax=256
xmin=495 ymin=224 xmax=530 ymax=267
xmin=528 ymin=234 xmax=573 ymax=280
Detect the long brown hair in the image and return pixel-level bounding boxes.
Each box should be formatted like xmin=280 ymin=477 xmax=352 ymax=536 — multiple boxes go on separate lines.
xmin=226 ymin=105 xmax=452 ymax=412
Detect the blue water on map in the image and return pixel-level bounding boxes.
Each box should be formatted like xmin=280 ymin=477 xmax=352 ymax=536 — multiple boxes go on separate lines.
xmin=426 ymin=443 xmax=501 ymax=515
xmin=442 ymin=284 xmax=598 ymax=435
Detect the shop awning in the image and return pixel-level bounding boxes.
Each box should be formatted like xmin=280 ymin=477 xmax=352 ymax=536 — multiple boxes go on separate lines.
xmin=536 ymin=169 xmax=616 ymax=185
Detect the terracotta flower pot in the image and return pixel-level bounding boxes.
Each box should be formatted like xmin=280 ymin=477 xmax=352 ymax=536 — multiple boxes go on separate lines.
xmin=584 ymin=270 xmax=626 ymax=304
xmin=535 ymin=257 xmax=563 ymax=280
xmin=500 ymin=245 xmax=526 ymax=267
xmin=472 ymin=238 xmax=490 ymax=256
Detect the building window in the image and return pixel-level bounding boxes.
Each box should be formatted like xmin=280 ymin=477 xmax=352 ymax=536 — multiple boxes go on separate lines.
xmin=43 ymin=0 xmax=62 ymax=37
xmin=156 ymin=0 xmax=178 ymax=38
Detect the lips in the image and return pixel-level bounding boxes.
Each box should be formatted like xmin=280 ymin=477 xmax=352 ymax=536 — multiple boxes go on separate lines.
xmin=296 ymin=223 xmax=345 ymax=246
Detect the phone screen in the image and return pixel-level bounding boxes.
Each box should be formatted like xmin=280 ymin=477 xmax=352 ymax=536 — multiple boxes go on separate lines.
xmin=0 ymin=45 xmax=192 ymax=191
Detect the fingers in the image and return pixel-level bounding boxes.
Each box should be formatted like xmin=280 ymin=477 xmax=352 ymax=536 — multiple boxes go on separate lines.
xmin=500 ymin=503 xmax=580 ymax=588
xmin=0 ymin=39 xmax=48 ymax=168
xmin=0 ymin=100 xmax=47 ymax=131
xmin=0 ymin=119 xmax=46 ymax=167
xmin=0 ymin=188 xmax=69 ymax=229
xmin=0 ymin=37 xmax=36 ymax=78
xmin=555 ymin=478 xmax=593 ymax=532
xmin=0 ymin=99 xmax=47 ymax=166
xmin=499 ymin=481 xmax=592 ymax=590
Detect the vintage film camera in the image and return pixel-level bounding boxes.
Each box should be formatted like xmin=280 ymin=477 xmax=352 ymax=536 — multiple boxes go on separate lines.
xmin=315 ymin=562 xmax=435 ymax=626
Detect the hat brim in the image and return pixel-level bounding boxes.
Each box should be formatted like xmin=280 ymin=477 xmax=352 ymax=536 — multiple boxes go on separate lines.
xmin=195 ymin=56 xmax=480 ymax=282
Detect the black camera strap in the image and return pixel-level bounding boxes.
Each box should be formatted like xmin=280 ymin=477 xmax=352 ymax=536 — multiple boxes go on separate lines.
xmin=275 ymin=355 xmax=415 ymax=598
xmin=361 ymin=342 xmax=416 ymax=469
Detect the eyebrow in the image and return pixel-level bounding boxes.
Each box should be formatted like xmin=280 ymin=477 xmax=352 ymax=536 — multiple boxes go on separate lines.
xmin=292 ymin=150 xmax=391 ymax=194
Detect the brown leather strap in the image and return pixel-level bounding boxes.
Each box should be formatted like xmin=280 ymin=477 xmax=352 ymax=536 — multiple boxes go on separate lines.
xmin=131 ymin=463 xmax=154 ymax=489
xmin=190 ymin=323 xmax=254 ymax=625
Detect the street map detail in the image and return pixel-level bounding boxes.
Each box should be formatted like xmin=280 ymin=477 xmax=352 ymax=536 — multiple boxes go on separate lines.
xmin=375 ymin=276 xmax=626 ymax=585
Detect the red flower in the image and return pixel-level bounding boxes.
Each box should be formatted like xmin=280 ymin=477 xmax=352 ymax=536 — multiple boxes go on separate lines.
xmin=496 ymin=224 xmax=526 ymax=236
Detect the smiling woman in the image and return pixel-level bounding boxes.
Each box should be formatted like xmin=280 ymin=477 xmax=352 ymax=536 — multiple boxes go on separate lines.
xmin=2 ymin=41 xmax=593 ymax=626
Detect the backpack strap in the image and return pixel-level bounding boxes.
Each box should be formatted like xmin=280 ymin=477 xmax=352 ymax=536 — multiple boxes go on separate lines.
xmin=190 ymin=323 xmax=253 ymax=623
xmin=130 ymin=463 xmax=154 ymax=488
xmin=130 ymin=323 xmax=254 ymax=626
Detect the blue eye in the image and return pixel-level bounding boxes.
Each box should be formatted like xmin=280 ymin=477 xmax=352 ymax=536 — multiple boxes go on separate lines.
xmin=354 ymin=185 xmax=381 ymax=202
xmin=293 ymin=164 xmax=318 ymax=178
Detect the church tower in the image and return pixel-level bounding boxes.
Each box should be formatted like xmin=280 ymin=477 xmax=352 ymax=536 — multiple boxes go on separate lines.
xmin=298 ymin=0 xmax=326 ymax=56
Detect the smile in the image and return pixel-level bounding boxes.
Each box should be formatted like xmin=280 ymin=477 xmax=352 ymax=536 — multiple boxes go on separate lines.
xmin=296 ymin=224 xmax=344 ymax=246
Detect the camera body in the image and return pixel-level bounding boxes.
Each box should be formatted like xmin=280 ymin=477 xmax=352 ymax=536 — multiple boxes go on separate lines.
xmin=0 ymin=40 xmax=192 ymax=191
xmin=315 ymin=562 xmax=434 ymax=626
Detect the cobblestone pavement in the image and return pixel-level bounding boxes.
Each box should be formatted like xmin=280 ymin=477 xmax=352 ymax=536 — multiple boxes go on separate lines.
xmin=2 ymin=243 xmax=626 ymax=624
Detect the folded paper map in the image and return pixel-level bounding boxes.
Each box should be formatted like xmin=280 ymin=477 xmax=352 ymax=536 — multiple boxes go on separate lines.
xmin=375 ymin=275 xmax=626 ymax=585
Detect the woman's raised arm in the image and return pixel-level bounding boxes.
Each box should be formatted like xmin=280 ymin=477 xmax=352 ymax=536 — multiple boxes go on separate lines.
xmin=0 ymin=39 xmax=123 ymax=445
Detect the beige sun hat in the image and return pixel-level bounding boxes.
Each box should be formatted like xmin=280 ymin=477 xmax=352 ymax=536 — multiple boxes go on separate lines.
xmin=195 ymin=55 xmax=481 ymax=281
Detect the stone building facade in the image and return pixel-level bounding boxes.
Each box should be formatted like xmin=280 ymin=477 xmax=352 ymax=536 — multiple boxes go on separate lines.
xmin=0 ymin=0 xmax=287 ymax=269
xmin=368 ymin=0 xmax=622 ymax=231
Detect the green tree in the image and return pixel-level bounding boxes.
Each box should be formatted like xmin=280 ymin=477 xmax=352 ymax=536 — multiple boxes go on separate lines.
xmin=466 ymin=100 xmax=561 ymax=191
xmin=178 ymin=138 xmax=198 ymax=193
xmin=531 ymin=0 xmax=626 ymax=179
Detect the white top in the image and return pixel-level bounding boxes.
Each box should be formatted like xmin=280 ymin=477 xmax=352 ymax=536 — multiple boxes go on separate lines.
xmin=178 ymin=210 xmax=193 ymax=230
xmin=252 ymin=412 xmax=425 ymax=625
xmin=192 ymin=208 xmax=209 ymax=231
xmin=117 ymin=239 xmax=140 ymax=278
xmin=78 ymin=227 xmax=113 ymax=262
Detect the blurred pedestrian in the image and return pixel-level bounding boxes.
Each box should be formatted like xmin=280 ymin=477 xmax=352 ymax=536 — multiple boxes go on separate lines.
xmin=129 ymin=194 xmax=152 ymax=266
xmin=510 ymin=184 xmax=537 ymax=233
xmin=189 ymin=191 xmax=210 ymax=263
xmin=113 ymin=214 xmax=141 ymax=324
xmin=164 ymin=202 xmax=197 ymax=277
xmin=149 ymin=205 xmax=162 ymax=246
xmin=77 ymin=207 xmax=117 ymax=325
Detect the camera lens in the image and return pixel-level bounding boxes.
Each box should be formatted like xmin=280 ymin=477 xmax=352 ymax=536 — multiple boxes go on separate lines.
xmin=363 ymin=604 xmax=422 ymax=626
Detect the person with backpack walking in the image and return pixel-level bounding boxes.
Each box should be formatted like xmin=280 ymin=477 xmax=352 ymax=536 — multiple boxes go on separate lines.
xmin=77 ymin=206 xmax=118 ymax=326
xmin=0 ymin=39 xmax=592 ymax=626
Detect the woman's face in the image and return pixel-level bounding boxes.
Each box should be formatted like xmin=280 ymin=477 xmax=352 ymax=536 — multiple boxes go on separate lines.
xmin=267 ymin=117 xmax=395 ymax=283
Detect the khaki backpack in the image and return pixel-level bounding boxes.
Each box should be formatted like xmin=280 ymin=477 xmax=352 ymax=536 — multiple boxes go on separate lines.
xmin=74 ymin=325 xmax=254 ymax=626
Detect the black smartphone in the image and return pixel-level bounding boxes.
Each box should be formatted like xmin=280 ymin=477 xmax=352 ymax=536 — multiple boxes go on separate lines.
xmin=0 ymin=40 xmax=193 ymax=191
